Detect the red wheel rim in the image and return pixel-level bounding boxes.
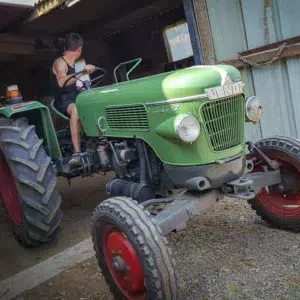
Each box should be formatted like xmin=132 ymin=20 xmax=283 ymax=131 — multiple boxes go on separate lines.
xmin=103 ymin=224 xmax=146 ymax=299
xmin=0 ymin=151 xmax=22 ymax=225
xmin=255 ymin=150 xmax=300 ymax=217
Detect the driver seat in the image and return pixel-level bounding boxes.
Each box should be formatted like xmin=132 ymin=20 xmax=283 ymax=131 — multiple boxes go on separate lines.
xmin=50 ymin=99 xmax=69 ymax=120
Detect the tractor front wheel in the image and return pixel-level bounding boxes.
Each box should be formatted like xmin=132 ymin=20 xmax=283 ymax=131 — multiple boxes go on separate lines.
xmin=249 ymin=136 xmax=300 ymax=231
xmin=0 ymin=117 xmax=62 ymax=246
xmin=92 ymin=197 xmax=178 ymax=300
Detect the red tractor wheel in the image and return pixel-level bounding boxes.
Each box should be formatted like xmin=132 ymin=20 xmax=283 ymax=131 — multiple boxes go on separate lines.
xmin=0 ymin=117 xmax=62 ymax=246
xmin=249 ymin=136 xmax=300 ymax=231
xmin=92 ymin=197 xmax=178 ymax=300
xmin=0 ymin=150 xmax=22 ymax=225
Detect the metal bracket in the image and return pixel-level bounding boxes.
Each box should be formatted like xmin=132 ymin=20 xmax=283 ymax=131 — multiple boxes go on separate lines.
xmin=224 ymin=169 xmax=282 ymax=200
xmin=224 ymin=177 xmax=255 ymax=200
xmin=154 ymin=190 xmax=221 ymax=236
xmin=245 ymin=170 xmax=282 ymax=192
xmin=247 ymin=141 xmax=279 ymax=170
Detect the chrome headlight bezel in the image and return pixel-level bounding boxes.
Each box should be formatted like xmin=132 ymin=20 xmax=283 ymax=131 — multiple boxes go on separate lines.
xmin=175 ymin=114 xmax=200 ymax=143
xmin=246 ymin=96 xmax=263 ymax=122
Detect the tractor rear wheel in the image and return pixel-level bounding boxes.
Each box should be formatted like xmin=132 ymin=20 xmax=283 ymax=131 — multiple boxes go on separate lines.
xmin=249 ymin=136 xmax=300 ymax=231
xmin=0 ymin=117 xmax=62 ymax=246
xmin=92 ymin=197 xmax=178 ymax=299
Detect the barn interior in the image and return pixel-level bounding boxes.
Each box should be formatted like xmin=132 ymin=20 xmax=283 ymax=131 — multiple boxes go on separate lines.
xmin=0 ymin=0 xmax=196 ymax=102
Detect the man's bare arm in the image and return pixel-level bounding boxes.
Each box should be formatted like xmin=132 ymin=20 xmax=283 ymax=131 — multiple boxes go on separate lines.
xmin=53 ymin=59 xmax=78 ymax=88
xmin=53 ymin=59 xmax=96 ymax=88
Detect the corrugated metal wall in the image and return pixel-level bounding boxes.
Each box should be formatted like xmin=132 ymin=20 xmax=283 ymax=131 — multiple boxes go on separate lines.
xmin=205 ymin=0 xmax=300 ymax=142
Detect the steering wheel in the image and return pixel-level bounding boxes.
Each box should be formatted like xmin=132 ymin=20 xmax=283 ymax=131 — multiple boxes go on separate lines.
xmin=89 ymin=67 xmax=107 ymax=88
xmin=63 ymin=67 xmax=107 ymax=90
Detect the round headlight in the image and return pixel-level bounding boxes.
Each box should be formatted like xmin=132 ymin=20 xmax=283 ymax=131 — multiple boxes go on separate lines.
xmin=246 ymin=96 xmax=263 ymax=122
xmin=175 ymin=115 xmax=200 ymax=143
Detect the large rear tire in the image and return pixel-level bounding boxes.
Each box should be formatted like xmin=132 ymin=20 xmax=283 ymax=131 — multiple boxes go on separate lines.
xmin=0 ymin=117 xmax=62 ymax=246
xmin=249 ymin=136 xmax=300 ymax=231
xmin=92 ymin=197 xmax=178 ymax=299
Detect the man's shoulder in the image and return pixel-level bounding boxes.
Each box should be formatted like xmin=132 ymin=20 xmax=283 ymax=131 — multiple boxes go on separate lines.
xmin=53 ymin=57 xmax=67 ymax=72
xmin=53 ymin=57 xmax=65 ymax=66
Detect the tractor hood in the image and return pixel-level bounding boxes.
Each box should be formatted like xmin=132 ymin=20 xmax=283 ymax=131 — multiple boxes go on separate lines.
xmin=77 ymin=65 xmax=242 ymax=108
xmin=76 ymin=65 xmax=246 ymax=166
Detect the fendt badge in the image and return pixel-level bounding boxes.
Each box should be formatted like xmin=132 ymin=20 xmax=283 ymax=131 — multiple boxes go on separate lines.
xmin=148 ymin=104 xmax=180 ymax=115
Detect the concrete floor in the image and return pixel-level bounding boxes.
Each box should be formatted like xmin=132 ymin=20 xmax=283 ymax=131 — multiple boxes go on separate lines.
xmin=0 ymin=174 xmax=112 ymax=282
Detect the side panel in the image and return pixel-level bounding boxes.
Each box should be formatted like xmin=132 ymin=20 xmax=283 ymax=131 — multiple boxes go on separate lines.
xmin=78 ymin=97 xmax=245 ymax=166
xmin=0 ymin=102 xmax=62 ymax=160
xmin=102 ymin=100 xmax=246 ymax=166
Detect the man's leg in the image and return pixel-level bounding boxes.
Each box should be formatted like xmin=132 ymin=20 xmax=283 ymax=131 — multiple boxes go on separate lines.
xmin=67 ymin=103 xmax=83 ymax=167
xmin=67 ymin=103 xmax=81 ymax=153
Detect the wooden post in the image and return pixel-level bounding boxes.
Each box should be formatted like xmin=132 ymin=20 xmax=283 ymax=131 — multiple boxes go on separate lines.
xmin=183 ymin=0 xmax=204 ymax=65
xmin=192 ymin=0 xmax=216 ymax=65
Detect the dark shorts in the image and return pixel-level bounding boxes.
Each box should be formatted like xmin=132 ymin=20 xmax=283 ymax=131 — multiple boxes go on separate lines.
xmin=54 ymin=93 xmax=77 ymax=116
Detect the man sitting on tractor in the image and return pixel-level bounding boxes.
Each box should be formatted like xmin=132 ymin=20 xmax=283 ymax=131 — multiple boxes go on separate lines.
xmin=50 ymin=33 xmax=95 ymax=167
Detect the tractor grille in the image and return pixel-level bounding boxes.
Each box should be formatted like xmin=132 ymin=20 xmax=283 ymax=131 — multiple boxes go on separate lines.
xmin=105 ymin=104 xmax=149 ymax=131
xmin=200 ymin=95 xmax=245 ymax=151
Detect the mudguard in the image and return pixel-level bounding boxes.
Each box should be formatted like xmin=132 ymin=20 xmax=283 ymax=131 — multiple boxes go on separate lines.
xmin=0 ymin=101 xmax=62 ymax=160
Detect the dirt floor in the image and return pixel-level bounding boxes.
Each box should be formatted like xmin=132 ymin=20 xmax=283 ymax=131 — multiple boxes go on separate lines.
xmin=1 ymin=175 xmax=300 ymax=300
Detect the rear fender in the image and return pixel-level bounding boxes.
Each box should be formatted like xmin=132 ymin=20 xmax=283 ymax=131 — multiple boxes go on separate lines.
xmin=0 ymin=101 xmax=62 ymax=160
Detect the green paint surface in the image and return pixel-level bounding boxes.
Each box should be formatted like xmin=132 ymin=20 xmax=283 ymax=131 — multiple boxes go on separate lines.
xmin=0 ymin=101 xmax=62 ymax=160
xmin=77 ymin=65 xmax=246 ymax=165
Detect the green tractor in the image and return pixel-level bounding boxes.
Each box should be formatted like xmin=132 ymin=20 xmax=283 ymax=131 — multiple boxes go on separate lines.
xmin=1 ymin=58 xmax=300 ymax=298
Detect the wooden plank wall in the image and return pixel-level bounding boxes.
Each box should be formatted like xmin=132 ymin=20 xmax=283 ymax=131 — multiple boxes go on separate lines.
xmin=196 ymin=0 xmax=262 ymax=142
xmin=194 ymin=0 xmax=300 ymax=142
xmin=241 ymin=0 xmax=300 ymax=138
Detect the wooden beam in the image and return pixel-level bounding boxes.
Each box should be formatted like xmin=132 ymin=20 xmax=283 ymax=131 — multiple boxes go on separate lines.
xmin=81 ymin=0 xmax=182 ymax=40
xmin=192 ymin=0 xmax=215 ymax=65
xmin=26 ymin=0 xmax=65 ymax=23
xmin=0 ymin=43 xmax=35 ymax=55
xmin=0 ymin=34 xmax=33 ymax=45
xmin=238 ymin=35 xmax=300 ymax=57
xmin=218 ymin=45 xmax=300 ymax=68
